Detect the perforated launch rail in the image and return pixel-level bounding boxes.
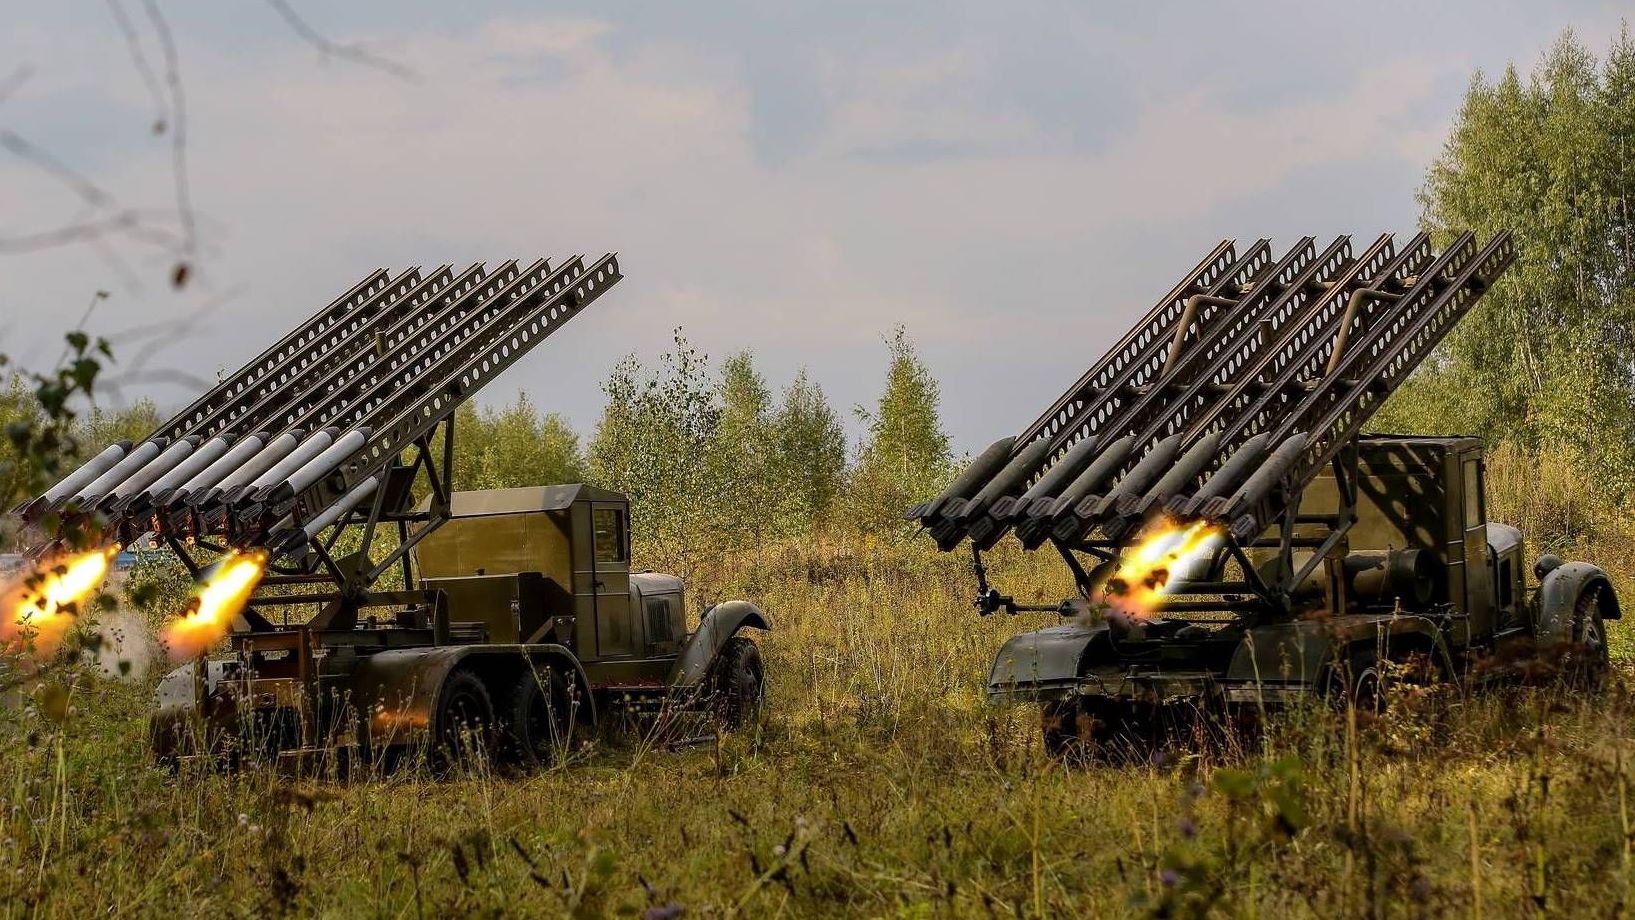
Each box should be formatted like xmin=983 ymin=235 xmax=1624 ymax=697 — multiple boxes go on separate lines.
xmin=20 ymin=254 xmax=622 ymax=623
xmin=908 ymin=233 xmax=1514 ymax=616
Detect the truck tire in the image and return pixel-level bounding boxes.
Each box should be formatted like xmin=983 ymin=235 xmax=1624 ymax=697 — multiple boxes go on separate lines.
xmin=509 ymin=664 xmax=572 ymax=768
xmin=1041 ymin=697 xmax=1136 ymax=762
xmin=1041 ymin=698 xmax=1092 ymax=760
xmin=1330 ymin=647 xmax=1386 ymax=715
xmin=1567 ymin=586 xmax=1610 ymax=688
xmin=435 ymin=668 xmax=496 ymax=772
xmin=711 ymin=637 xmax=764 ymax=731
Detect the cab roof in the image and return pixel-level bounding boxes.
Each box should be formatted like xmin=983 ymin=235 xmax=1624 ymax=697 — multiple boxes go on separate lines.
xmin=434 ymin=483 xmax=628 ymax=518
xmin=1357 ymin=432 xmax=1483 ymax=450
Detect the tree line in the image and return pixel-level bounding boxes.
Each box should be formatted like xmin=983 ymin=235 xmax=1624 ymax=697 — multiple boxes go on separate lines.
xmin=461 ymin=327 xmax=953 ymax=570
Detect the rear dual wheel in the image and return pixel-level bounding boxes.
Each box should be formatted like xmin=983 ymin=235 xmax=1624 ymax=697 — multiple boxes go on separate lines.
xmin=434 ymin=669 xmax=497 ymax=772
xmin=1041 ymin=697 xmax=1142 ymax=762
xmin=434 ymin=665 xmax=576 ymax=772
xmin=509 ymin=665 xmax=574 ymax=767
xmin=1334 ymin=648 xmax=1387 ymax=715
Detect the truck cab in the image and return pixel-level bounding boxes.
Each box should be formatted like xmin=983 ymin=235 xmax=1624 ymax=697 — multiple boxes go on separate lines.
xmin=414 ymin=485 xmax=708 ymax=685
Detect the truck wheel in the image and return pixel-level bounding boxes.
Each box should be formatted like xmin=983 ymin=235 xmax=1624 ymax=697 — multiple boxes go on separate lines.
xmin=1331 ymin=648 xmax=1386 ymax=715
xmin=711 ymin=637 xmax=764 ymax=731
xmin=1041 ymin=698 xmax=1090 ymax=760
xmin=509 ymin=665 xmax=572 ymax=768
xmin=1566 ymin=586 xmax=1610 ymax=688
xmin=1041 ymin=697 xmax=1128 ymax=762
xmin=435 ymin=669 xmax=496 ymax=771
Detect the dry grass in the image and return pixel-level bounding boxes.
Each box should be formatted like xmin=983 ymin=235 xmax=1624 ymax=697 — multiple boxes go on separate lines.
xmin=4 ymin=533 xmax=1635 ymax=918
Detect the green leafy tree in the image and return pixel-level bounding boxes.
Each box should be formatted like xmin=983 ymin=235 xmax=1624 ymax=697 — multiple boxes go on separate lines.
xmin=81 ymin=400 xmax=161 ymax=452
xmin=713 ymin=351 xmax=778 ymax=541
xmin=1380 ymin=28 xmax=1635 ymax=502
xmin=846 ymin=326 xmax=952 ymax=534
xmin=454 ymin=392 xmax=586 ymax=490
xmin=589 ymin=331 xmax=723 ymax=575
xmin=772 ymin=369 xmax=846 ymax=529
xmin=0 ymin=331 xmax=116 ymax=548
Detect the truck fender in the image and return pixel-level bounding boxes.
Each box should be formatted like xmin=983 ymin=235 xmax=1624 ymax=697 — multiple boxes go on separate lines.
xmin=667 ymin=600 xmax=771 ymax=689
xmin=1534 ymin=561 xmax=1621 ymax=642
xmin=349 ymin=643 xmax=594 ymax=749
xmin=986 ymin=622 xmax=1109 ymax=702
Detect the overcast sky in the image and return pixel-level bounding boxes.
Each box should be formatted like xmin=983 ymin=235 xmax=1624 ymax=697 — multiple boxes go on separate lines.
xmin=1 ymin=2 xmax=1628 ymax=453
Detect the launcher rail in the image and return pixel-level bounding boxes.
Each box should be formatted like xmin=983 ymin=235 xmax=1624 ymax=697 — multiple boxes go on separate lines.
xmin=909 ymin=233 xmax=1514 ymax=620
xmin=18 ymin=253 xmax=623 ymax=629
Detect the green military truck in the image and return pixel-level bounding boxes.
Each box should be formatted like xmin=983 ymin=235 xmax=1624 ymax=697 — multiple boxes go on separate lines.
xmin=9 ymin=253 xmax=770 ymax=769
xmin=994 ymin=435 xmax=1617 ymax=755
xmin=910 ymin=233 xmax=1619 ymax=755
xmin=151 ymin=484 xmax=769 ymax=767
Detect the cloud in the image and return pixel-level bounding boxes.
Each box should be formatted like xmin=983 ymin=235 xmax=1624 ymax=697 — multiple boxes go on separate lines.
xmin=1 ymin=4 xmax=1622 ymax=450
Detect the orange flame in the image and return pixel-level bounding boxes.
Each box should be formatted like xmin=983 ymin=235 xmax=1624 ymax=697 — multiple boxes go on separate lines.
xmin=1095 ymin=517 xmax=1223 ymax=620
xmin=163 ymin=549 xmax=268 ymax=660
xmin=1 ymin=546 xmax=119 ymax=656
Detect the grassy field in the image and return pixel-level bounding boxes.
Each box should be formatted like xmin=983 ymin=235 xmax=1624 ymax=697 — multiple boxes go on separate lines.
xmin=4 ymin=536 xmax=1635 ymax=919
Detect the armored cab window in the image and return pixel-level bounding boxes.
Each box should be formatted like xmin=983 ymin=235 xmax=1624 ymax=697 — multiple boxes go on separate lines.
xmin=593 ymin=507 xmax=629 ymax=564
xmin=1462 ymin=459 xmax=1485 ymax=527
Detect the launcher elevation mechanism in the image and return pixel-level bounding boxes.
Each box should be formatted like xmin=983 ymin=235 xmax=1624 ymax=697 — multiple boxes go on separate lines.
xmin=908 ymin=233 xmax=1514 ymax=618
xmin=18 ymin=254 xmax=622 ymax=629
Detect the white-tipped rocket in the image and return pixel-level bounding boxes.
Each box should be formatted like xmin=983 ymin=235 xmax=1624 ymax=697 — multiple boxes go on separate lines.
xmin=219 ymin=427 xmax=338 ymax=505
xmin=100 ymin=436 xmax=201 ymax=506
xmin=165 ymin=433 xmax=269 ymax=504
xmin=193 ymin=430 xmax=307 ymax=506
xmin=144 ymin=436 xmax=232 ymax=496
xmin=71 ymin=438 xmax=170 ymax=505
xmin=257 ymin=426 xmax=371 ymax=503
xmin=20 ymin=440 xmax=130 ymax=516
xmin=272 ymin=474 xmax=381 ymax=553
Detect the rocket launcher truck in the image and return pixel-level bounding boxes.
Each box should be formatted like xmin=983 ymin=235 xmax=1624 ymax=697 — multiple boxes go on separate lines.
xmin=14 ymin=254 xmax=770 ymax=768
xmin=909 ymin=233 xmax=1621 ymax=756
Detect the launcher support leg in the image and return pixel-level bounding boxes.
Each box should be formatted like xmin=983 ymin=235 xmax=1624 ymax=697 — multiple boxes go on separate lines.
xmin=1054 ymin=540 xmax=1096 ymax=599
xmin=970 ymin=546 xmax=1019 ymax=615
xmin=1162 ymin=294 xmax=1239 ymax=378
xmin=1325 ymin=288 xmax=1400 ymax=375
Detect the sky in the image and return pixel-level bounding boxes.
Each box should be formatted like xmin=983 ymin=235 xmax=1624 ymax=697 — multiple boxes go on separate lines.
xmin=0 ymin=1 xmax=1629 ymax=454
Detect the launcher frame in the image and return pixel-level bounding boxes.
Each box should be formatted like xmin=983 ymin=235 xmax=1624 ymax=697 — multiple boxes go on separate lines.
xmin=156 ymin=416 xmax=456 ymax=635
xmin=25 ymin=253 xmax=625 ymax=647
xmin=932 ymin=233 xmax=1515 ymax=625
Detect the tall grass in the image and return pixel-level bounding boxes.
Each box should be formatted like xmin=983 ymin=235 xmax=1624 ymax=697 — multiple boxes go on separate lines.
xmin=3 ymin=532 xmax=1635 ymax=917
